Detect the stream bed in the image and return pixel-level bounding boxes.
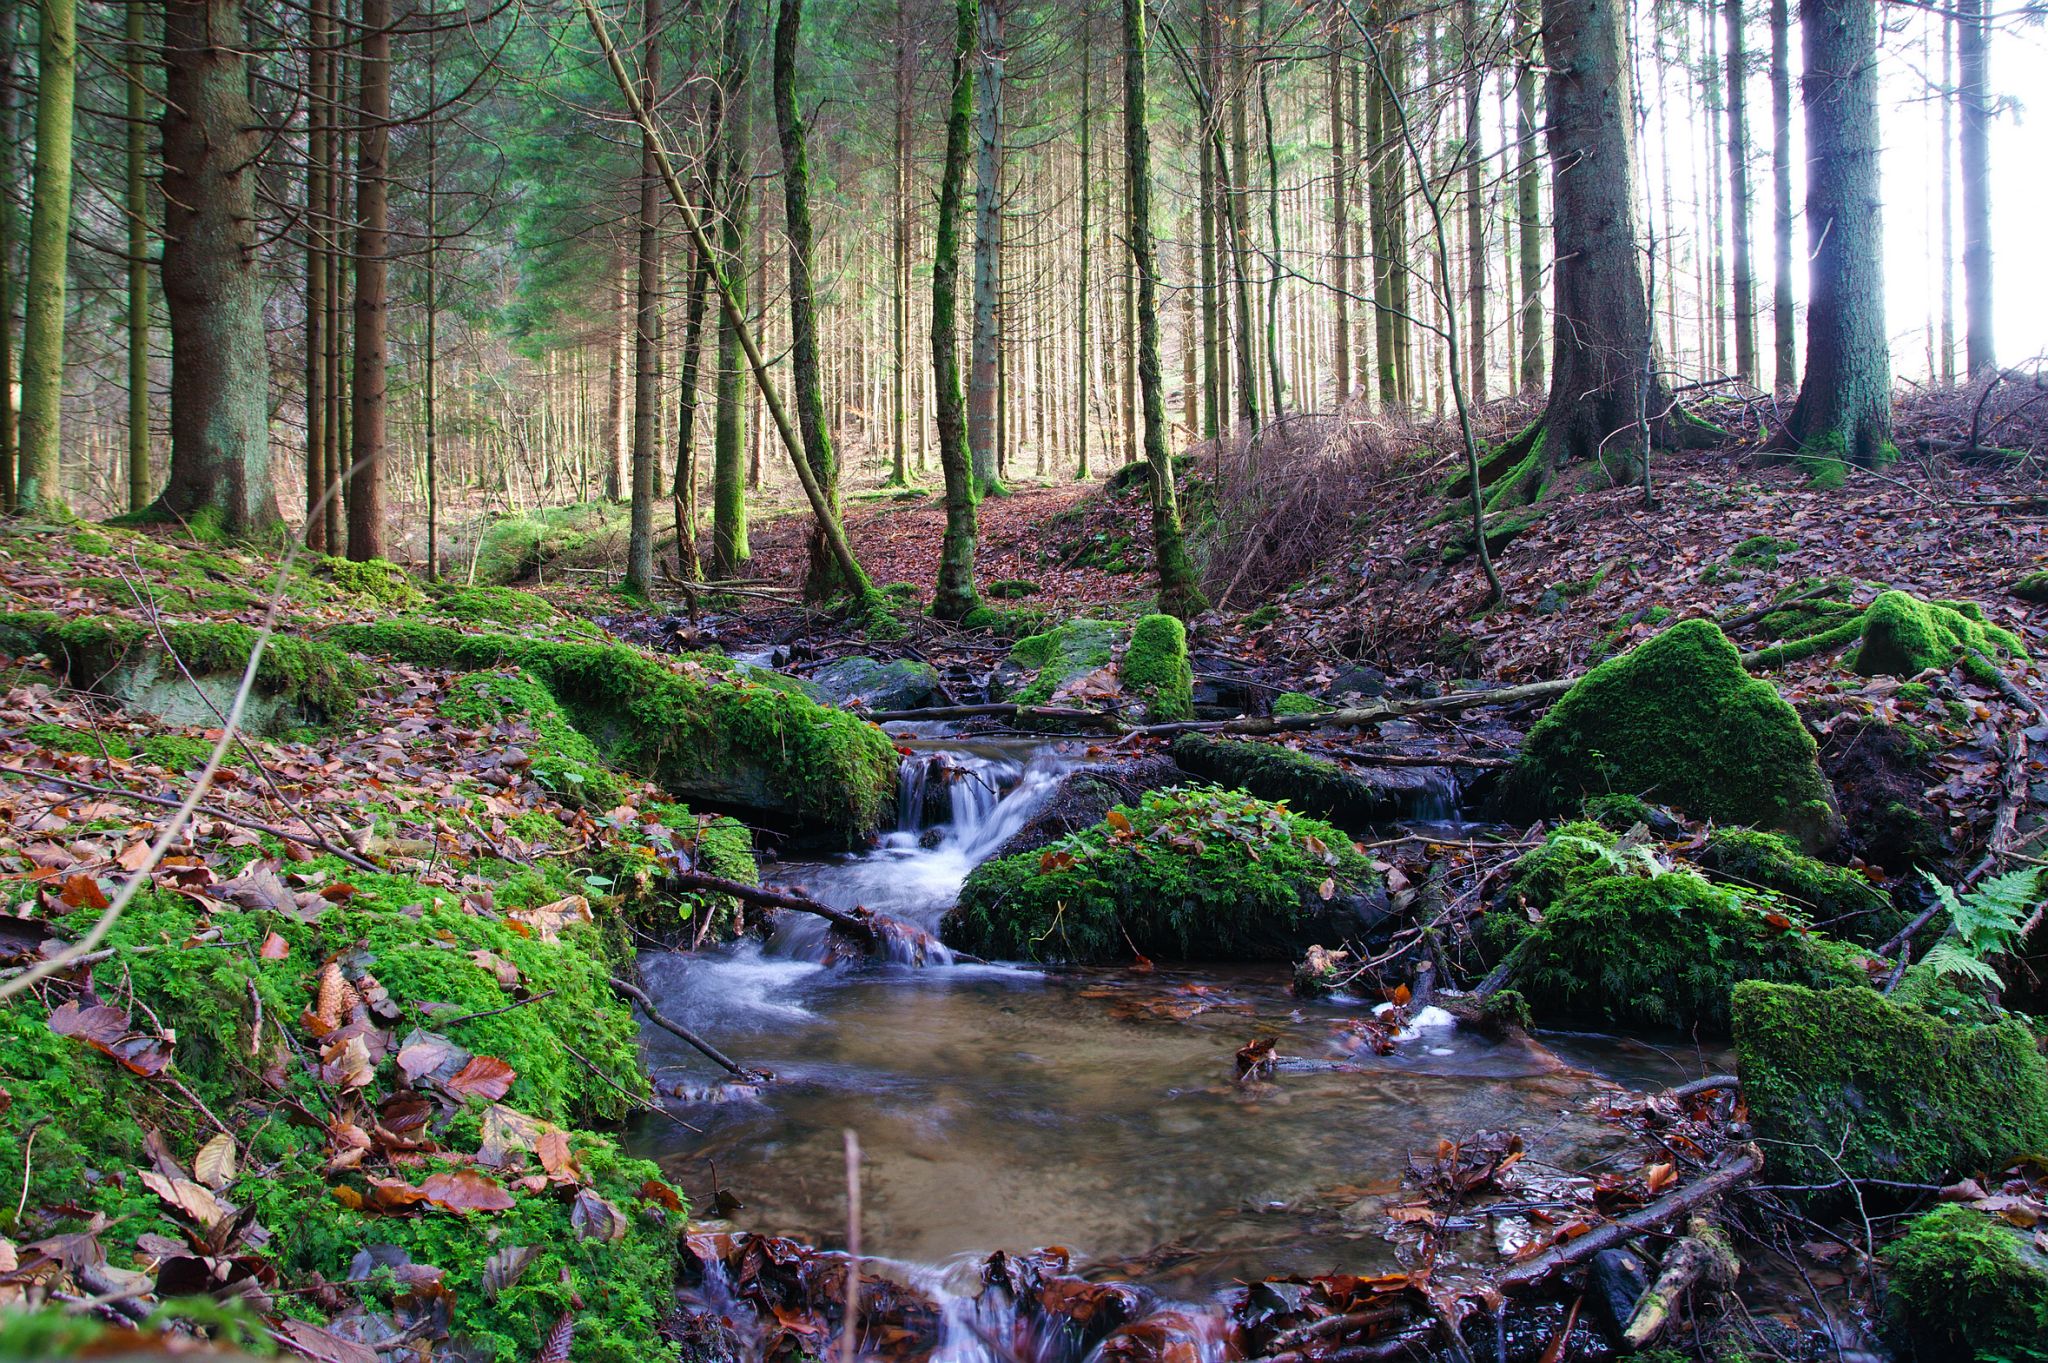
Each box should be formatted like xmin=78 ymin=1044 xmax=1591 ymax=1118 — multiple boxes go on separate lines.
xmin=625 ymin=739 xmax=1728 ymax=1304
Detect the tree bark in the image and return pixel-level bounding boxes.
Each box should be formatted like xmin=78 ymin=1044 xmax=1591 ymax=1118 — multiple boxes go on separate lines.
xmin=1328 ymin=26 xmax=1349 ymax=403
xmin=1123 ymin=0 xmax=1207 ymax=620
xmin=930 ymin=0 xmax=981 ymax=619
xmin=711 ymin=0 xmax=753 ymax=576
xmin=1725 ymin=0 xmax=1757 ymax=387
xmin=126 ymin=0 xmax=151 ymax=514
xmin=16 ymin=0 xmax=77 ymax=514
xmin=672 ymin=174 xmax=715 ymax=582
xmin=626 ymin=0 xmax=664 ymax=593
xmin=1957 ymin=0 xmax=1992 ymax=378
xmin=345 ymin=0 xmax=392 ymax=559
xmin=0 ymin=14 xmax=17 ymax=510
xmin=968 ymin=0 xmax=1005 ymax=496
xmin=1785 ymin=0 xmax=1891 ymax=469
xmin=889 ymin=0 xmax=911 ymax=485
xmin=303 ymin=0 xmax=330 ymax=548
xmin=1768 ymin=0 xmax=1795 ymax=391
xmin=1461 ymin=0 xmax=1486 ymax=403
xmin=1515 ymin=0 xmax=1542 ymax=394
xmin=154 ymin=0 xmax=281 ymax=536
xmin=1077 ymin=12 xmax=1094 ymax=476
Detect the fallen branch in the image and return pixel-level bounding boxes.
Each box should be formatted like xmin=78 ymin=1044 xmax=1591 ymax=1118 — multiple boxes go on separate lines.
xmin=1135 ymin=677 xmax=1579 ymax=737
xmin=1621 ymin=1215 xmax=1740 ymax=1350
xmin=608 ymin=974 xmax=757 ymax=1080
xmin=1496 ymin=1144 xmax=1763 ymax=1295
xmin=668 ymin=869 xmax=880 ymax=945
xmin=860 ymin=702 xmax=1127 ymax=730
xmin=1664 ymin=1074 xmax=1740 ymax=1102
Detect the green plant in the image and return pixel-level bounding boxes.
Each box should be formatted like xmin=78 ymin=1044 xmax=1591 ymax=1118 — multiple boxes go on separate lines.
xmin=1917 ymin=868 xmax=2043 ymax=987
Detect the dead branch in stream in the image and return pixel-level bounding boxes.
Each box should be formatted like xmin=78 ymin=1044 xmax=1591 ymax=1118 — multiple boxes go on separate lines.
xmin=667 ymin=869 xmax=881 ymax=944
xmin=608 ymin=974 xmax=757 ymax=1080
xmin=1495 ymin=1144 xmax=1764 ymax=1295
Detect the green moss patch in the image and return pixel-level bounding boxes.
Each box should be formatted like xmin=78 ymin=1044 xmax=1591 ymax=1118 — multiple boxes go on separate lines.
xmin=317 ymin=555 xmax=424 ymax=610
xmin=947 ymin=785 xmax=1376 ymax=963
xmin=332 ymin=622 xmax=897 ymax=839
xmin=1507 ymin=619 xmax=1837 ymax=846
xmin=1854 ymin=590 xmax=2026 ymax=684
xmin=1698 ymin=828 xmax=1902 ymax=945
xmin=1733 ymin=981 xmax=2048 ymax=1187
xmin=1122 ymin=614 xmax=1193 ymax=722
xmin=438 ymin=669 xmax=628 ymax=810
xmin=1882 ymin=1204 xmax=2048 ymax=1362
xmin=424 ymin=584 xmax=584 ymax=633
xmin=1009 ymin=618 xmax=1127 ymax=705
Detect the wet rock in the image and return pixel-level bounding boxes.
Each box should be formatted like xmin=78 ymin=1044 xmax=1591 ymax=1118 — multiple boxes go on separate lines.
xmin=1328 ymin=665 xmax=1388 ymax=701
xmin=979 ymin=755 xmax=1185 ymax=863
xmin=1170 ymin=733 xmax=1458 ymax=829
xmin=1588 ymin=1247 xmax=1651 ymax=1343
xmin=1881 ymin=1204 xmax=2048 ymax=1361
xmin=806 ymin=655 xmax=940 ymax=712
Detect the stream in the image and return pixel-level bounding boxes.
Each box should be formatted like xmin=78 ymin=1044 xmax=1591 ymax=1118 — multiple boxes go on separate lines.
xmin=626 ymin=739 xmax=1731 ymax=1347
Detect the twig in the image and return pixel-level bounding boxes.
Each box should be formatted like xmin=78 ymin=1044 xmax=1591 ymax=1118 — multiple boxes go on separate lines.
xmin=438 ymin=988 xmax=558 ymax=1027
xmin=608 ymin=974 xmax=757 ymax=1079
xmin=561 ymin=1041 xmax=701 ymax=1134
xmin=842 ymin=1130 xmax=862 ymax=1363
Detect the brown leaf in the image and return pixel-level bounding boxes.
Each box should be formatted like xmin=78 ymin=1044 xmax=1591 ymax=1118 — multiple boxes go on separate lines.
xmin=570 ymin=1188 xmax=628 ymax=1242
xmin=420 ymin=1170 xmax=515 ymax=1214
xmin=320 ymin=1034 xmax=374 ymax=1089
xmin=259 ymin=931 xmax=290 ymax=959
xmin=468 ymin=950 xmax=520 ymax=988
xmin=277 ymin=1318 xmax=380 ymax=1363
xmin=446 ymin=1055 xmax=517 ymax=1102
xmin=363 ymin=1177 xmax=429 ymax=1214
xmin=48 ymin=1000 xmax=173 ymax=1077
xmin=481 ymin=1244 xmax=541 ymax=1300
xmin=139 ymin=1170 xmax=232 ymax=1231
xmin=396 ymin=1029 xmax=469 ymax=1085
xmin=536 ymin=1130 xmax=580 ymax=1184
xmin=58 ymin=873 xmax=110 ymax=911
xmin=194 ymin=1133 xmax=238 ymax=1191
xmin=1644 ymin=1161 xmax=1678 ymax=1194
xmin=508 ymin=895 xmax=592 ymax=944
xmin=639 ymin=1179 xmax=684 ymax=1212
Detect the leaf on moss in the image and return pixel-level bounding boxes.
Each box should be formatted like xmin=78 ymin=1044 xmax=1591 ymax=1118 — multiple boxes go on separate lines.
xmin=446 ymin=1056 xmax=517 ymax=1101
xmin=47 ymin=999 xmax=173 ymax=1077
xmin=396 ymin=1030 xmax=469 ymax=1085
xmin=570 ymin=1188 xmax=629 ymax=1242
xmin=194 ymin=1133 xmax=237 ymax=1190
xmin=421 ymin=1170 xmax=515 ymax=1214
xmin=482 ymin=1244 xmax=541 ymax=1300
xmin=139 ymin=1170 xmax=232 ymax=1231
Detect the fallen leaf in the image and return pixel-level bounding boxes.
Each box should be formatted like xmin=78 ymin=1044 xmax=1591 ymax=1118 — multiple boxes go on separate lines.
xmin=139 ymin=1170 xmax=231 ymax=1231
xmin=570 ymin=1188 xmax=628 ymax=1242
xmin=194 ymin=1133 xmax=238 ymax=1190
xmin=482 ymin=1244 xmax=540 ymax=1300
xmin=420 ymin=1170 xmax=515 ymax=1214
xmin=446 ymin=1055 xmax=516 ymax=1101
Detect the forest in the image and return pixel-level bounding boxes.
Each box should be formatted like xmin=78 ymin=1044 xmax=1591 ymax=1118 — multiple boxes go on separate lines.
xmin=2 ymin=0 xmax=2048 ymax=1359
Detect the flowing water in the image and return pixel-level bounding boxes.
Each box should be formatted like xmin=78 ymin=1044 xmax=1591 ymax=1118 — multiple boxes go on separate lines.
xmin=628 ymin=740 xmax=1727 ymax=1338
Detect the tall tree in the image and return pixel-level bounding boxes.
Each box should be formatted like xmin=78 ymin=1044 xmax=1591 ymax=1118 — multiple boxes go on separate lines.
xmin=930 ymin=0 xmax=980 ymax=618
xmin=775 ymin=0 xmax=848 ymax=599
xmin=1077 ymin=8 xmax=1094 ymax=476
xmin=0 ymin=13 xmax=16 ymax=509
xmin=1460 ymin=0 xmax=1485 ymax=402
xmin=1514 ymin=0 xmax=1541 ymax=394
xmin=17 ymin=0 xmax=77 ymax=513
xmin=346 ymin=0 xmax=393 ymax=559
xmin=711 ymin=0 xmax=753 ymax=576
xmin=1957 ymin=0 xmax=1992 ymax=377
xmin=626 ymin=0 xmax=663 ymax=593
xmin=889 ymin=0 xmax=911 ymax=486
xmin=304 ymin=0 xmax=331 ymax=548
xmin=154 ymin=0 xmax=280 ymax=535
xmin=1725 ymin=0 xmax=1757 ymax=386
xmin=1123 ymin=0 xmax=1205 ymax=618
xmin=1768 ymin=0 xmax=1795 ymax=390
xmin=1785 ymin=0 xmax=1890 ymax=467
xmin=125 ymin=0 xmax=151 ymax=513
xmin=1327 ymin=26 xmax=1349 ymax=402
xmin=967 ymin=0 xmax=1004 ymax=495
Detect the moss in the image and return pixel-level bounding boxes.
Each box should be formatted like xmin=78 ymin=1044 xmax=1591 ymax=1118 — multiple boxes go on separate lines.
xmin=1503 ymin=872 xmax=1868 ymax=1033
xmin=645 ymin=801 xmax=757 ymax=931
xmin=425 ymin=585 xmax=584 ymax=633
xmin=1732 ymin=981 xmax=2048 ymax=1187
xmin=0 ymin=608 xmax=62 ymax=655
xmin=986 ymin=578 xmax=1041 ymax=599
xmin=1698 ymin=828 xmax=1903 ymax=945
xmin=333 ymin=622 xmax=897 ymax=838
xmin=1727 ymin=535 xmax=1798 ymax=569
xmin=1854 ymin=589 xmax=2027 ymax=684
xmin=2013 ymin=570 xmax=2048 ymax=604
xmin=1506 ymin=822 xmax=1620 ymax=910
xmin=1508 ymin=619 xmax=1836 ymax=845
xmin=22 ymin=721 xmax=133 ymax=758
xmin=1271 ymin=691 xmax=1329 ymax=717
xmin=1122 ymin=614 xmax=1193 ymax=722
xmin=68 ymin=528 xmax=117 ymax=556
xmin=473 ymin=503 xmax=624 ymax=586
xmin=1009 ymin=618 xmax=1128 ymax=706
xmin=1881 ymin=1204 xmax=2048 ymax=1362
xmin=1170 ymin=733 xmax=1436 ymax=829
xmin=439 ymin=669 xmax=628 ymax=810
xmin=34 ymin=615 xmax=369 ymax=718
xmin=311 ymin=555 xmax=424 ymax=609
xmin=138 ymin=733 xmax=221 ymax=771
xmin=947 ymin=785 xmax=1376 ymax=963
xmin=1577 ymin=792 xmax=1665 ymax=832
xmin=1594 ymin=604 xmax=1675 ymax=659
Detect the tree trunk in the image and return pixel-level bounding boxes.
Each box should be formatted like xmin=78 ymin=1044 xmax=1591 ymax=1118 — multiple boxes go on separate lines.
xmin=625 ymin=0 xmax=663 ymax=592
xmin=967 ymin=0 xmax=1005 ymax=495
xmin=154 ymin=0 xmax=281 ymax=536
xmin=1462 ymin=0 xmax=1486 ymax=403
xmin=303 ymin=0 xmax=329 ymax=547
xmin=890 ymin=0 xmax=911 ymax=485
xmin=775 ymin=0 xmax=849 ymax=600
xmin=1725 ymin=0 xmax=1756 ymax=387
xmin=126 ymin=0 xmax=151 ymax=513
xmin=0 ymin=14 xmax=17 ymax=509
xmin=930 ymin=0 xmax=980 ymax=619
xmin=1515 ymin=0 xmax=1542 ymax=394
xmin=422 ymin=48 xmax=439 ymax=581
xmin=1785 ymin=0 xmax=1890 ymax=468
xmin=345 ymin=0 xmax=391 ymax=559
xmin=323 ymin=25 xmax=346 ymax=553
xmin=1077 ymin=13 xmax=1093 ymax=476
xmin=1124 ymin=0 xmax=1206 ymax=620
xmin=1328 ymin=26 xmax=1349 ymax=403
xmin=711 ymin=0 xmax=753 ymax=576
xmin=1536 ymin=0 xmax=1660 ymax=473
xmin=1768 ymin=0 xmax=1795 ymax=391
xmin=1939 ymin=7 xmax=1954 ymax=385
xmin=1957 ymin=0 xmax=1992 ymax=378
xmin=16 ymin=0 xmax=77 ymax=514
xmin=1226 ymin=0 xmax=1257 ymax=431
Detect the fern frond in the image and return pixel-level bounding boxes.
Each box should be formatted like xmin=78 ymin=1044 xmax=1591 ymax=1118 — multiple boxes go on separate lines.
xmin=1922 ymin=939 xmax=2006 ymax=987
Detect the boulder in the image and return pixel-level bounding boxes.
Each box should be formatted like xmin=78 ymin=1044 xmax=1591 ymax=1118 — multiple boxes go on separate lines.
xmin=1171 ymin=734 xmax=1458 ymax=828
xmin=946 ymin=785 xmax=1383 ymax=963
xmin=1000 ymin=614 xmax=1194 ymax=722
xmin=977 ymin=755 xmax=1185 ymax=862
xmin=1503 ymin=619 xmax=1840 ymax=850
xmin=806 ymin=655 xmax=941 ymax=712
xmin=1881 ymin=1204 xmax=2048 ymax=1361
xmin=1733 ymin=981 xmax=2048 ymax=1186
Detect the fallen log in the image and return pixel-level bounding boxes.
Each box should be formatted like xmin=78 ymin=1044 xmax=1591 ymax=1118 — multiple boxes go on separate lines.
xmin=1135 ymin=678 xmax=1579 ymax=738
xmin=608 ymin=974 xmax=756 ymax=1080
xmin=1496 ymin=1144 xmax=1763 ymax=1296
xmin=1621 ymin=1215 xmax=1740 ymax=1350
xmin=861 ymin=701 xmax=1126 ymax=729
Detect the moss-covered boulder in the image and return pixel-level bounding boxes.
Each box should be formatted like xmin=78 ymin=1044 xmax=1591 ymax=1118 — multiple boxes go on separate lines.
xmin=1697 ymin=827 xmax=1903 ymax=946
xmin=1881 ymin=1204 xmax=2048 ymax=1362
xmin=1001 ymin=614 xmax=1193 ymax=722
xmin=807 ymin=655 xmax=941 ymax=712
xmin=331 ymin=622 xmax=898 ymax=841
xmin=1505 ymin=619 xmax=1838 ymax=849
xmin=439 ymin=669 xmax=628 ymax=809
xmin=1006 ymin=617 xmax=1126 ymax=704
xmin=1733 ymin=981 xmax=2048 ymax=1186
xmin=5 ymin=612 xmax=369 ymax=730
xmin=1171 ymin=734 xmax=1457 ymax=828
xmin=946 ymin=785 xmax=1380 ymax=963
xmin=1122 ymin=614 xmax=1194 ymax=722
xmin=1853 ymin=590 xmax=2027 ymax=685
xmin=2013 ymin=570 xmax=2048 ymax=605
xmin=1490 ymin=869 xmax=1869 ymax=1033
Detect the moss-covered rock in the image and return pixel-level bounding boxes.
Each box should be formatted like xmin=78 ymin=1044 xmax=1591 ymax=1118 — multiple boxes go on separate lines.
xmin=807 ymin=655 xmax=941 ymax=712
xmin=2013 ymin=570 xmax=2048 ymax=605
xmin=946 ymin=785 xmax=1379 ymax=963
xmin=1270 ymin=691 xmax=1329 ymax=717
xmin=331 ymin=621 xmax=897 ymax=840
xmin=9 ymin=612 xmax=369 ymax=729
xmin=1122 ymin=614 xmax=1193 ymax=722
xmin=1881 ymin=1204 xmax=2048 ymax=1362
xmin=1171 ymin=733 xmax=1456 ymax=828
xmin=422 ymin=584 xmax=592 ymax=634
xmin=1505 ymin=619 xmax=1838 ymax=849
xmin=1732 ymin=981 xmax=2048 ymax=1186
xmin=1697 ymin=827 xmax=1903 ymax=945
xmin=1497 ymin=871 xmax=1869 ymax=1033
xmin=439 ymin=669 xmax=628 ymax=809
xmin=1007 ymin=617 xmax=1127 ymax=706
xmin=318 ymin=555 xmax=424 ymax=609
xmin=1853 ymin=590 xmax=2027 ymax=685
xmin=1501 ymin=821 xmax=1621 ymax=911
